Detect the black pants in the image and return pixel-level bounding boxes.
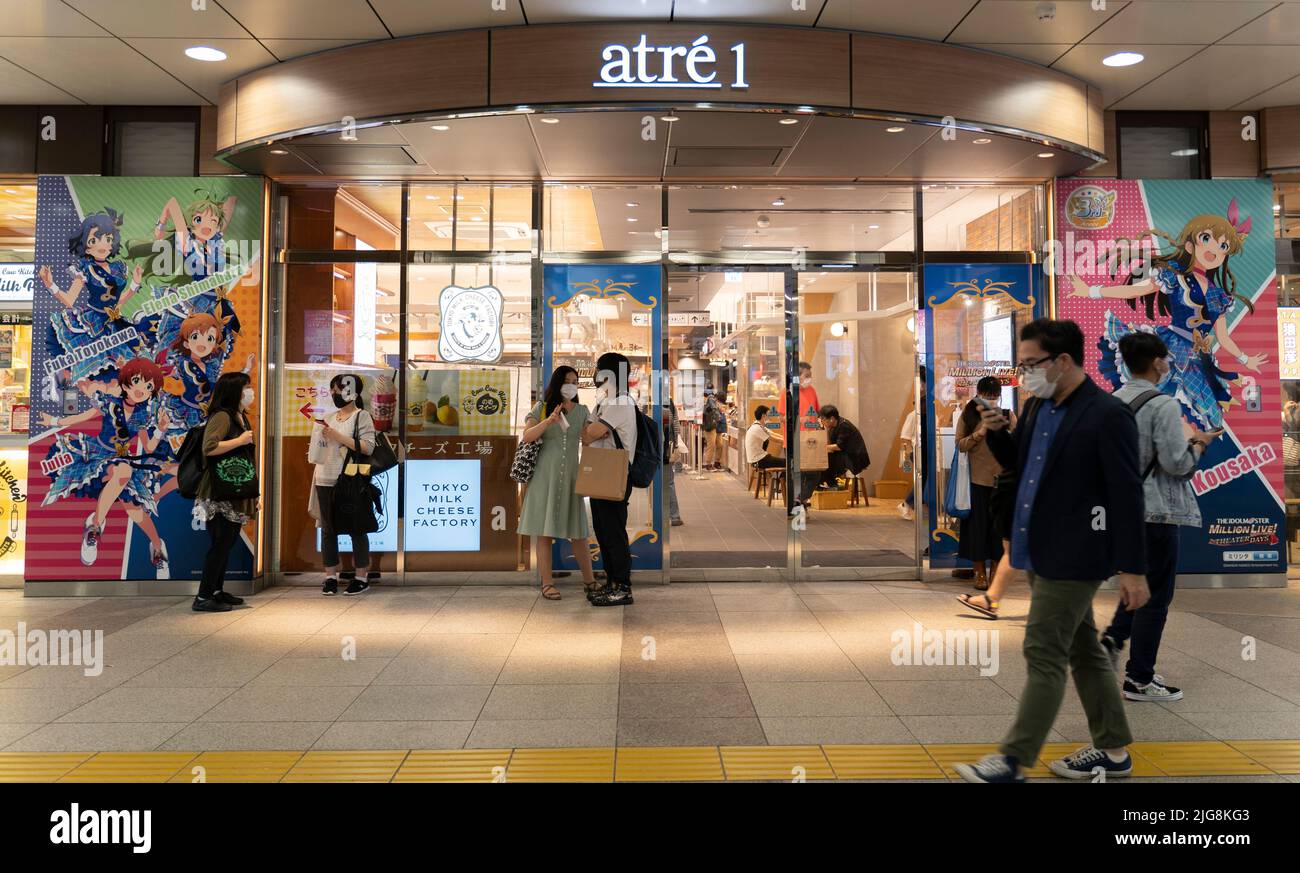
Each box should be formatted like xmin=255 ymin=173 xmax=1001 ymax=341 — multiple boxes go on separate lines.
xmin=590 ymin=482 xmax=633 ymax=589
xmin=317 ymin=485 xmax=370 ymax=569
xmin=1104 ymin=522 xmax=1179 ymax=685
xmin=198 ymin=514 xmax=242 ymax=600
xmin=798 ymin=455 xmax=849 ymax=502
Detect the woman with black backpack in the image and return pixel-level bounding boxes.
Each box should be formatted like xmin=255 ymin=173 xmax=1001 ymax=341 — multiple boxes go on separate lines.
xmin=192 ymin=371 xmax=258 ymax=613
xmin=309 ymin=374 xmax=377 ymax=596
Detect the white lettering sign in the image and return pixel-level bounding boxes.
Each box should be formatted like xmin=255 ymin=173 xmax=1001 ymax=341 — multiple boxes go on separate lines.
xmin=0 ymin=264 xmax=35 ymax=302
xmin=596 ymin=35 xmax=748 ymax=90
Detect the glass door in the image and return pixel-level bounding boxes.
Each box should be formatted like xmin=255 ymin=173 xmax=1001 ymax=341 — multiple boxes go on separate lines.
xmin=791 ymin=268 xmax=920 ymax=580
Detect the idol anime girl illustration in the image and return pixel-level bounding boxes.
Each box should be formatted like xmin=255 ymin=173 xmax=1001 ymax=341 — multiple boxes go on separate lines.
xmin=39 ymin=357 xmax=172 ymax=577
xmin=154 ymin=190 xmax=237 ymax=281
xmin=1069 ymin=199 xmax=1268 ymax=431
xmin=38 ymin=209 xmax=149 ymax=391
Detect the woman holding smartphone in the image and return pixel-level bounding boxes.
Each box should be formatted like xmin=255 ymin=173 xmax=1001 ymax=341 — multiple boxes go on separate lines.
xmin=310 ymin=374 xmax=376 ymax=596
xmin=955 ymin=377 xmax=1017 ymax=591
xmin=518 ymin=366 xmax=598 ymax=600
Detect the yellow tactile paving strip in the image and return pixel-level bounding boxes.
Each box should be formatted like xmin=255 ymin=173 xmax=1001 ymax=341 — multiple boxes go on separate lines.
xmin=0 ymin=741 xmax=1293 ymax=782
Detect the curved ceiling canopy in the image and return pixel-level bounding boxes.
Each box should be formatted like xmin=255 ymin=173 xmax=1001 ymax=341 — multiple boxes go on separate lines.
xmin=217 ymin=23 xmax=1106 ymax=182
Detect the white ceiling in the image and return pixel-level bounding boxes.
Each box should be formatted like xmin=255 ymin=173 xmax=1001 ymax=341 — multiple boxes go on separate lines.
xmin=0 ymin=0 xmax=1298 ymax=110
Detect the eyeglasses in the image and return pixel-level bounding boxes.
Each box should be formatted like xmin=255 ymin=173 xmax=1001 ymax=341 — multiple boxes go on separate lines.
xmin=1013 ymin=354 xmax=1056 ymax=376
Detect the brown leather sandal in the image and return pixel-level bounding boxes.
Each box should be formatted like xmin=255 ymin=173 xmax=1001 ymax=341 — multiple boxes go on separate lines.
xmin=957 ymin=593 xmax=998 ymax=619
xmin=541 ymin=581 xmax=561 ymax=601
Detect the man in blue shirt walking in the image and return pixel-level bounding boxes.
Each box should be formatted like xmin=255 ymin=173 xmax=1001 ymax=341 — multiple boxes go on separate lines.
xmin=955 ymin=319 xmax=1151 ymax=783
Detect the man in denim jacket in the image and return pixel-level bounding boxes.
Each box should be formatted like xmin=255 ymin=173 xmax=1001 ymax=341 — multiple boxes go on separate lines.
xmin=1102 ymin=332 xmax=1220 ymax=702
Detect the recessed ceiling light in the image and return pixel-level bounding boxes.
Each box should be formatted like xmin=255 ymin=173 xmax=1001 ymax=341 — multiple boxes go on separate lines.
xmin=539 ymin=117 xmax=560 ymax=124
xmin=627 ymin=217 xmax=638 ymax=222
xmin=1274 ymin=204 xmax=1282 ymax=212
xmin=425 ymin=195 xmax=438 ymax=200
xmin=626 ymin=202 xmax=639 ymax=207
xmin=185 ymin=46 xmax=226 ymax=62
xmin=1103 ymin=51 xmax=1144 ymax=67
xmin=268 ymin=148 xmax=288 ymax=155
xmin=779 ymin=118 xmax=799 ymax=125
xmin=3 ymin=189 xmax=16 ymax=194
xmin=1037 ymin=152 xmax=1054 ymax=158
xmin=772 ymin=197 xmax=786 ymax=207
xmin=973 ymin=138 xmax=992 ymax=144
xmin=471 ymin=216 xmax=482 ymax=221
xmin=867 ymin=224 xmax=879 ymax=230
xmin=431 ymin=124 xmax=450 ymax=131
xmin=1171 ymin=148 xmax=1199 ymax=157
xmin=661 ymin=115 xmax=680 ymax=122
xmin=886 ymin=126 xmax=905 ymax=133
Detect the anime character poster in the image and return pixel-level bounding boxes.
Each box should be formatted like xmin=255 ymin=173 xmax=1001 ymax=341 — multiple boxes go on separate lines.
xmin=26 ymin=176 xmax=263 ymax=583
xmin=1055 ymin=178 xmax=1284 ymax=577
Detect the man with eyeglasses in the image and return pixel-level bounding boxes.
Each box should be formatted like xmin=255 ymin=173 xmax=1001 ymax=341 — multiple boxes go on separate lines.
xmin=954 ymin=318 xmax=1150 ymax=784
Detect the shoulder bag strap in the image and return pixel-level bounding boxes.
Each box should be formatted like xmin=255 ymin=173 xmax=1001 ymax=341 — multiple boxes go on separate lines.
xmin=1126 ymin=389 xmax=1165 ymax=480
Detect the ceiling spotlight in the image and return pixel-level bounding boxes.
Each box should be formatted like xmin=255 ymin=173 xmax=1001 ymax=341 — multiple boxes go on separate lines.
xmin=830 ymin=322 xmax=847 ymax=338
xmin=886 ymin=126 xmax=905 ymax=133
xmin=867 ymin=224 xmax=879 ymax=230
xmin=772 ymin=197 xmax=786 ymax=207
xmin=425 ymin=195 xmax=438 ymax=200
xmin=973 ymin=138 xmax=992 ymax=144
xmin=431 ymin=124 xmax=450 ymax=131
xmin=756 ymin=215 xmax=771 ymax=228
xmin=779 ymin=118 xmax=799 ymax=125
xmin=1037 ymin=152 xmax=1054 ymax=158
xmin=661 ymin=115 xmax=680 ymax=122
xmin=539 ymin=117 xmax=560 ymax=124
xmin=626 ymin=202 xmax=639 ymax=207
xmin=1171 ymin=148 xmax=1199 ymax=157
xmin=1103 ymin=51 xmax=1144 ymax=67
xmin=268 ymin=148 xmax=288 ymax=155
xmin=185 ymin=46 xmax=227 ymax=62
xmin=627 ymin=217 xmax=638 ymax=222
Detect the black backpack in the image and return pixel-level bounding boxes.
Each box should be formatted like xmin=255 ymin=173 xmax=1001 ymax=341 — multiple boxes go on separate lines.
xmin=175 ymin=424 xmax=207 ymax=499
xmin=629 ymin=406 xmax=662 ymax=488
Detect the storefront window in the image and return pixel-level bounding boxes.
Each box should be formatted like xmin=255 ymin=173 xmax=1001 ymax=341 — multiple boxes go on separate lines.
xmin=0 ymin=182 xmax=35 ymax=580
xmin=922 ymin=185 xmax=1041 ymax=252
xmin=543 ymin=185 xmax=662 ymax=253
xmin=1276 ymin=182 xmax=1300 ymax=563
xmin=409 ymin=184 xmax=532 ymax=252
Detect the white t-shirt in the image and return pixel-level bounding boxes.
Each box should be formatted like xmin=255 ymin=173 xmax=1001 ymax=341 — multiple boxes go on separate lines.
xmin=592 ymin=395 xmax=637 ymax=459
xmin=744 ymin=421 xmax=769 ymax=463
xmin=311 ymin=409 xmax=375 ymax=485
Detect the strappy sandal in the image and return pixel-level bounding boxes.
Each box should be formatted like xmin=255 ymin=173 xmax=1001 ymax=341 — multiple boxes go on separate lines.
xmin=541 ymin=581 xmax=561 ymax=601
xmin=957 ymin=592 xmax=999 ymax=619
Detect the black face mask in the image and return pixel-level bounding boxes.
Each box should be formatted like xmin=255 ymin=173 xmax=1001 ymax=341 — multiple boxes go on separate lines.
xmin=331 ymin=393 xmax=348 ymax=408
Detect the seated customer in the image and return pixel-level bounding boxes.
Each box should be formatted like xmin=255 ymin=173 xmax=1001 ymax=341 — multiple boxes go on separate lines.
xmin=798 ymin=405 xmax=870 ymax=506
xmin=745 ymin=405 xmax=783 ymax=471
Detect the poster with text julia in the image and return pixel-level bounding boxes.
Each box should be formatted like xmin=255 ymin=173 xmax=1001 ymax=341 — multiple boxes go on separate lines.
xmin=1055 ymin=178 xmax=1283 ymax=577
xmin=26 ymin=176 xmax=263 ymax=583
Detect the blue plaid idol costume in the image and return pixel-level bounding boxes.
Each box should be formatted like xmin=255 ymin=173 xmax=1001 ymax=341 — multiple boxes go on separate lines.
xmin=42 ymin=391 xmax=163 ymax=513
xmin=47 ymin=259 xmax=148 ymax=384
xmin=1098 ymin=265 xmax=1239 ymax=430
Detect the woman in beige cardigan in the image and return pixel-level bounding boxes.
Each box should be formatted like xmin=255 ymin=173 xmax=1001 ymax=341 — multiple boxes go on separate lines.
xmin=955 ymin=377 xmax=1017 ymax=590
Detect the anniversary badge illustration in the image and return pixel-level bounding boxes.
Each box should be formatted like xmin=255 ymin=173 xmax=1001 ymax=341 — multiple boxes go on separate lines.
xmin=27 ymin=177 xmax=263 ymax=582
xmin=1055 ymin=178 xmax=1284 ymax=575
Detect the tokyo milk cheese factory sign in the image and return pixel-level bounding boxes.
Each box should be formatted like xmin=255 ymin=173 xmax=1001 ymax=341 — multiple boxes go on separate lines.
xmin=405 ymin=459 xmax=481 ymax=552
xmin=596 ymin=35 xmax=749 ymax=90
xmin=438 ymin=284 xmax=503 ymax=363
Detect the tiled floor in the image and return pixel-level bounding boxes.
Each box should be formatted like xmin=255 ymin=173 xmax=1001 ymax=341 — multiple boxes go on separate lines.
xmin=669 ymin=466 xmax=917 ymax=564
xmin=2 ymin=577 xmax=1299 ymax=775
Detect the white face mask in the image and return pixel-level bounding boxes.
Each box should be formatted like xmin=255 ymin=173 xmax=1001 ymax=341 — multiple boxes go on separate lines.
xmin=560 ymin=383 xmax=579 ymax=401
xmin=800 ymin=376 xmax=812 ymax=388
xmin=1022 ymin=361 xmax=1059 ymax=399
xmin=241 ymin=387 xmax=255 ymax=409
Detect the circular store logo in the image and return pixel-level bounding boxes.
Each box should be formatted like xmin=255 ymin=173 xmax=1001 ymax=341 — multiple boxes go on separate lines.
xmin=438 ymin=284 xmax=504 ymax=363
xmin=1064 ymin=185 xmax=1118 ymax=230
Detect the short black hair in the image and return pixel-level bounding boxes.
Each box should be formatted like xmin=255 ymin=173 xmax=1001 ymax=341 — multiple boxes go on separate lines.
xmin=818 ymin=404 xmax=839 ymax=421
xmin=1020 ymin=318 xmax=1085 ymax=367
xmin=1118 ymin=331 xmax=1169 ymax=375
xmin=595 ymin=352 xmax=630 ymax=394
xmin=976 ymin=376 xmax=1001 ymax=396
xmin=798 ymin=361 xmax=812 ymax=373
xmin=754 ymin=404 xmax=769 ymax=421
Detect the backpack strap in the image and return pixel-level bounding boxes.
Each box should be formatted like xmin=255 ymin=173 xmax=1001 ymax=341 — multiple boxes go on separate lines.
xmin=1126 ymin=389 xmax=1166 ymax=480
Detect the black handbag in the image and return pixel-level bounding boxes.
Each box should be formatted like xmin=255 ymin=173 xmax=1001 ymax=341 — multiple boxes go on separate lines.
xmin=366 ymin=430 xmax=398 ymax=475
xmin=331 ymin=414 xmax=380 ymax=536
xmin=209 ymin=414 xmax=259 ymax=501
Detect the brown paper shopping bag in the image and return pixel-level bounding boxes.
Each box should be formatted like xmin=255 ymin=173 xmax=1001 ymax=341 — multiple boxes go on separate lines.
xmin=799 ymin=428 xmax=829 ymax=471
xmin=575 ymin=445 xmax=629 ymax=501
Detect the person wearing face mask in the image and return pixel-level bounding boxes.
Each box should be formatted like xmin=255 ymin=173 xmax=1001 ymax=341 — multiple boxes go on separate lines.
xmin=955 ymin=376 xmax=1018 ymax=591
xmin=192 ymin=372 xmax=258 ymax=612
xmin=954 ymin=318 xmax=1150 ymax=784
xmin=582 ymin=352 xmax=637 ymax=607
xmin=310 ymin=373 xmax=376 ymax=596
xmin=518 ymin=366 xmax=599 ymax=600
xmin=1100 ymin=332 xmax=1219 ymax=703
xmin=700 ymin=385 xmax=725 ymax=471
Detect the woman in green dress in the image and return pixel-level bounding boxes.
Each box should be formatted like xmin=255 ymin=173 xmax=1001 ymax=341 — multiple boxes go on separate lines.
xmin=518 ymin=366 xmax=598 ymax=600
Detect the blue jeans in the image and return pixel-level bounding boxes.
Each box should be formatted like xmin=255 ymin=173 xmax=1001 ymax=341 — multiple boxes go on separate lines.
xmin=664 ymin=462 xmax=681 ymax=522
xmin=1104 ymin=522 xmax=1178 ymax=685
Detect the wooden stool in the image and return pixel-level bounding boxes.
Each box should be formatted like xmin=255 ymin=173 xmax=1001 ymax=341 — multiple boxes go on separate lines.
xmin=766 ymin=470 xmax=785 ymax=507
xmin=849 ymin=474 xmax=871 ymax=508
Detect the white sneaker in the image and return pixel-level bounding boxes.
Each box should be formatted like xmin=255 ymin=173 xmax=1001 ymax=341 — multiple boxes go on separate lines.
xmin=896 ymin=502 xmax=914 ymax=520
xmin=152 ymin=542 xmax=170 ymax=580
xmin=80 ymin=513 xmax=100 ymax=566
xmin=1123 ymin=676 xmax=1183 ymax=701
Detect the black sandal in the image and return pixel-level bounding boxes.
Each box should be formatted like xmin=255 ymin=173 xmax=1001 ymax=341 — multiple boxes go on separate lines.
xmin=957 ymin=593 xmax=999 ymax=619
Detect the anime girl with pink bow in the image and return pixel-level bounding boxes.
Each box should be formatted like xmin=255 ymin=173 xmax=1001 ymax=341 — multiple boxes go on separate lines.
xmin=1069 ymin=199 xmax=1268 ymax=431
